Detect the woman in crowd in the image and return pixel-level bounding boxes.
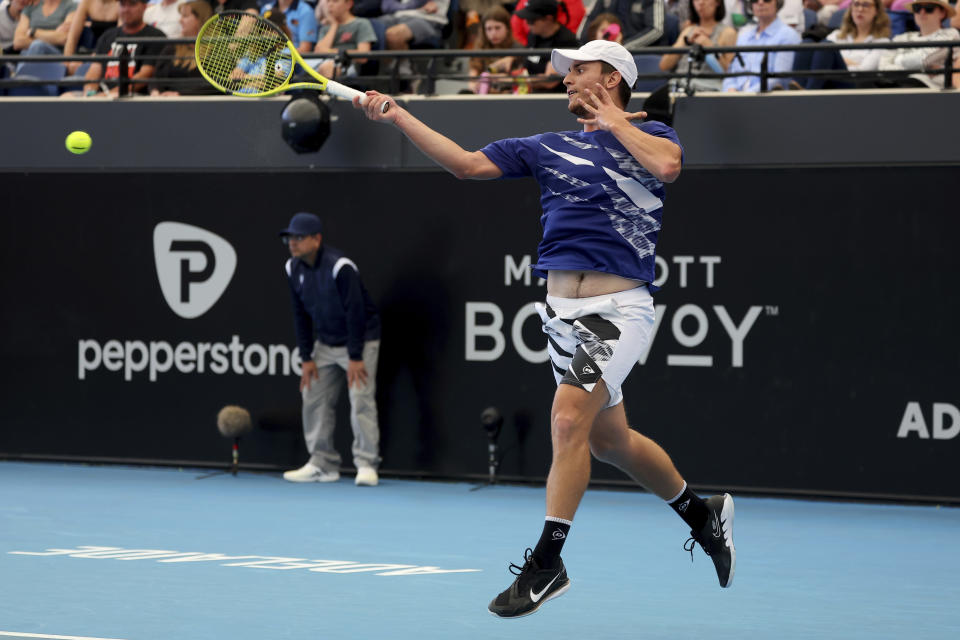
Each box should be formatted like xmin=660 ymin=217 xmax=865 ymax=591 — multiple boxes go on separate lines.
xmin=469 ymin=6 xmax=521 ymax=93
xmin=150 ymin=0 xmax=217 ymax=96
xmin=791 ymin=0 xmax=890 ymax=89
xmin=63 ymin=0 xmax=118 ymax=74
xmin=659 ymin=0 xmax=737 ymax=92
xmin=826 ymin=0 xmax=890 ymax=71
xmin=583 ymin=11 xmax=623 ymax=42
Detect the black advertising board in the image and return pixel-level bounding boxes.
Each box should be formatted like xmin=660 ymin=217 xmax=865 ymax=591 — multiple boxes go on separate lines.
xmin=1 ymin=167 xmax=957 ymax=501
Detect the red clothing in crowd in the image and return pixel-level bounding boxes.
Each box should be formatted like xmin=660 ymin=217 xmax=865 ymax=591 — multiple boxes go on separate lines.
xmin=510 ymin=0 xmax=585 ymax=46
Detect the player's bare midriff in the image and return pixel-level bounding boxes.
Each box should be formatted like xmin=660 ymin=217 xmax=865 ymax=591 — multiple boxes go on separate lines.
xmin=546 ymin=270 xmax=644 ymax=299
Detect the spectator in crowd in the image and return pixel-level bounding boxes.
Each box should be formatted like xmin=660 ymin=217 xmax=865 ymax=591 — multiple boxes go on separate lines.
xmin=722 ymin=0 xmax=801 ymax=91
xmin=279 ymin=212 xmax=382 ymax=488
xmin=510 ymin=0 xmax=583 ymax=46
xmin=791 ymin=0 xmax=889 ymax=88
xmin=313 ymin=0 xmax=376 ymax=79
xmin=150 ymin=0 xmax=218 ymax=94
xmin=727 ymin=0 xmax=803 ymax=31
xmin=583 ymin=11 xmax=623 ymax=42
xmin=67 ymin=0 xmax=166 ymax=96
xmin=145 ymin=0 xmax=184 ymax=37
xmin=1 ymin=0 xmax=30 ymax=56
xmin=828 ymin=0 xmax=891 ymax=70
xmin=468 ymin=6 xmax=522 ymax=93
xmin=63 ymin=0 xmax=118 ymax=74
xmin=379 ymin=0 xmax=450 ymax=50
xmin=660 ymin=0 xmax=737 ymax=91
xmin=230 ymin=7 xmax=292 ymax=89
xmin=319 ymin=0 xmax=382 ymax=21
xmin=261 ymin=0 xmax=317 ymax=53
xmin=879 ymin=0 xmax=959 ymax=87
xmin=514 ymin=0 xmax=579 ymax=91
xmin=212 ymin=0 xmax=259 ymax=14
xmin=583 ymin=0 xmax=667 ymax=48
xmin=13 ymin=0 xmax=77 ymax=53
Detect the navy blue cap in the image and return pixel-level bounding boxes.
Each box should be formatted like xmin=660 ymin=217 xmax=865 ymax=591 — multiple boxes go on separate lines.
xmin=278 ymin=212 xmax=323 ymax=236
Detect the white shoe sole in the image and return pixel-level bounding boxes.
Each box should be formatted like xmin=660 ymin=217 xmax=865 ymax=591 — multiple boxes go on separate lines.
xmin=283 ymin=472 xmax=340 ymax=483
xmin=721 ymin=493 xmax=735 ymax=588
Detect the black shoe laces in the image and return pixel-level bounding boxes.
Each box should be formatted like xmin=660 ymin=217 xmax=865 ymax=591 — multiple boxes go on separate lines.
xmin=508 ymin=548 xmax=535 ymax=576
xmin=684 ymin=534 xmax=710 ymax=562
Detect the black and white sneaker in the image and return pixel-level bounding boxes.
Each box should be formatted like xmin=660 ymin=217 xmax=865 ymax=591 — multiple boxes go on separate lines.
xmin=488 ymin=548 xmax=570 ymax=618
xmin=684 ymin=493 xmax=735 ymax=588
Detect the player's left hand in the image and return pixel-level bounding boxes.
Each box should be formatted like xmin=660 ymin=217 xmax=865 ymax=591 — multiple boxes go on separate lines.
xmin=347 ymin=359 xmax=368 ymax=389
xmin=577 ymin=83 xmax=646 ymax=131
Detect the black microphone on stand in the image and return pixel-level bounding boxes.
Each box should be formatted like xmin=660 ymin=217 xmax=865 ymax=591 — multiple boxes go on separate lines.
xmin=479 ymin=407 xmax=504 ymax=487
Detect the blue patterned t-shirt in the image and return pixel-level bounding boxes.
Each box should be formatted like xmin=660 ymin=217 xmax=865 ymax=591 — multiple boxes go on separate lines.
xmin=480 ymin=122 xmax=683 ymax=285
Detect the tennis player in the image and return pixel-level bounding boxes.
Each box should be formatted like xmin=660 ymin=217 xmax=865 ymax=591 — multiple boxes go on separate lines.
xmin=355 ymin=39 xmax=735 ymax=618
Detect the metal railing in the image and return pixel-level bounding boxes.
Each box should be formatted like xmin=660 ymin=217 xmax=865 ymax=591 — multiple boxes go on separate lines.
xmin=1 ymin=37 xmax=956 ymax=96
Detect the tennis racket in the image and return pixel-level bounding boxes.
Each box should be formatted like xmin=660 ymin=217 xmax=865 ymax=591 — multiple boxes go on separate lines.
xmin=195 ymin=11 xmax=388 ymax=112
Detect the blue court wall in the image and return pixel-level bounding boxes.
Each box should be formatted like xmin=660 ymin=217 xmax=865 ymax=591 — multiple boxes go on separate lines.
xmin=0 ymin=94 xmax=958 ymax=502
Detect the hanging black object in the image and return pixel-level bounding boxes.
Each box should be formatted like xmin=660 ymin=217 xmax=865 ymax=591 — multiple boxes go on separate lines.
xmin=280 ymin=91 xmax=331 ymax=154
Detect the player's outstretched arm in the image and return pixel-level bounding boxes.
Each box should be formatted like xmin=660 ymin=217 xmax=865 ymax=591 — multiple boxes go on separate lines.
xmin=355 ymin=91 xmax=502 ymax=180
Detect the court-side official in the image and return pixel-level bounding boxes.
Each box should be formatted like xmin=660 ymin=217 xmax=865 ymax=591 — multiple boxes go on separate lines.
xmin=279 ymin=212 xmax=382 ymax=487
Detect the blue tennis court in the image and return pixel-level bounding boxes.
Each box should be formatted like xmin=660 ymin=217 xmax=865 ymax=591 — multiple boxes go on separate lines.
xmin=1 ymin=461 xmax=957 ymax=640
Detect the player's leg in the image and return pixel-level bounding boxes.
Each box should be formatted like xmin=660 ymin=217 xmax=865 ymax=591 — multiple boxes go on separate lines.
xmin=589 ymin=405 xmax=736 ymax=588
xmin=346 ymin=340 xmax=381 ymax=486
xmin=488 ymin=379 xmax=608 ymax=619
xmin=588 ymin=402 xmax=684 ymax=498
xmin=545 ymin=381 xmax=611 ymax=519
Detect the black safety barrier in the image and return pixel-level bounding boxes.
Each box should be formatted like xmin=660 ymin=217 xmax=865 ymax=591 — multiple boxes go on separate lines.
xmin=2 ymin=38 xmax=957 ymax=95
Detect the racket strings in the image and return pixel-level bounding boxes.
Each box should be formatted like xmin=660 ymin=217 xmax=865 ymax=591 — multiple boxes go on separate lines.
xmin=197 ymin=13 xmax=294 ymax=95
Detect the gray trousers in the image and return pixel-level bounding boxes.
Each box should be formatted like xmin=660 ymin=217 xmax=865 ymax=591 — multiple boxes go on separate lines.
xmin=302 ymin=339 xmax=381 ymax=472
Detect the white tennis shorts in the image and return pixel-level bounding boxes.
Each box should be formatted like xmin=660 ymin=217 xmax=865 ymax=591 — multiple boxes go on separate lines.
xmin=536 ymin=286 xmax=655 ymax=408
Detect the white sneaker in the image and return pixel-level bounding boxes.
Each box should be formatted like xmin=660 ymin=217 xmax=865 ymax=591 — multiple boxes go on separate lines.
xmin=355 ymin=466 xmax=379 ymax=487
xmin=282 ymin=462 xmax=340 ymax=483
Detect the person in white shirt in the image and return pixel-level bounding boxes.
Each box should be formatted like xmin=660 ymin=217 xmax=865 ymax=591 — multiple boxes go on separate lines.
xmin=791 ymin=0 xmax=890 ymax=88
xmin=144 ymin=0 xmax=182 ymax=37
xmin=826 ymin=0 xmax=890 ymax=71
xmin=878 ymin=0 xmax=959 ymax=88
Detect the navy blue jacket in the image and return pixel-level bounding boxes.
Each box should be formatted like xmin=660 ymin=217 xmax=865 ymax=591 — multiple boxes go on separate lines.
xmin=285 ymin=245 xmax=381 ymax=361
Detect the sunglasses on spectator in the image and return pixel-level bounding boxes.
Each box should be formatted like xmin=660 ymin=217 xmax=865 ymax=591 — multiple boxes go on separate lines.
xmin=912 ymin=3 xmax=941 ymax=13
xmin=281 ymin=235 xmax=309 ymax=244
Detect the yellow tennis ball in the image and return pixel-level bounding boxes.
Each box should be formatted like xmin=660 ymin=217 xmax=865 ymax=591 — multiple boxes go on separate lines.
xmin=66 ymin=130 xmax=92 ymax=155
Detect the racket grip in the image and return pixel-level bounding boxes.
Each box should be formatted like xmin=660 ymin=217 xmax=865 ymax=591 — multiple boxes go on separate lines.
xmin=326 ymin=79 xmax=390 ymax=113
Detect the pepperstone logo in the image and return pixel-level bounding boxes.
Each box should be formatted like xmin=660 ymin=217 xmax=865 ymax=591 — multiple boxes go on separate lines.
xmin=154 ymin=222 xmax=237 ymax=319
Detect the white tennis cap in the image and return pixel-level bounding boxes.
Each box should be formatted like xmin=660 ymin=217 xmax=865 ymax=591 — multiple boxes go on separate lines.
xmin=551 ymin=40 xmax=638 ymax=89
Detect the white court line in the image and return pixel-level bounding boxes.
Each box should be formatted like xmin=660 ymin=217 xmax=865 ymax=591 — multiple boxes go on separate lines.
xmin=0 ymin=632 xmax=127 ymax=640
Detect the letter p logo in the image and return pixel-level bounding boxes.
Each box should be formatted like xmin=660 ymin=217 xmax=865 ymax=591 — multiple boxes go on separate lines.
xmin=154 ymin=222 xmax=237 ymax=319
